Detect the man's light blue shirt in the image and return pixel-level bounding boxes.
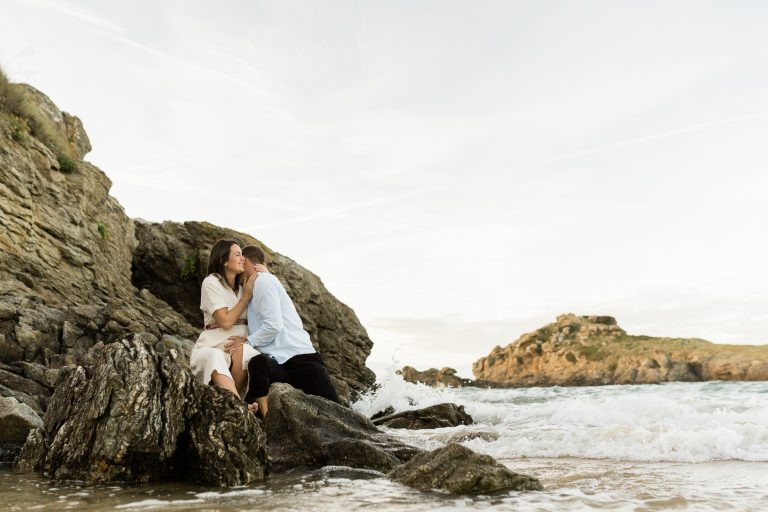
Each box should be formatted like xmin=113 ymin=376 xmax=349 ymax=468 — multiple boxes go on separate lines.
xmin=246 ymin=273 xmax=315 ymax=364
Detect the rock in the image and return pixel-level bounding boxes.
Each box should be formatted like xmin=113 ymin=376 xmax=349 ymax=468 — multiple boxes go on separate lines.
xmin=62 ymin=112 xmax=91 ymax=159
xmin=264 ymin=383 xmax=421 ymax=472
xmin=0 ymin=365 xmax=50 ymax=414
xmin=0 ymin=396 xmax=42 ymax=443
xmin=388 ymin=443 xmax=543 ymax=494
xmin=181 ymin=384 xmax=269 ymax=486
xmin=131 ymin=221 xmax=376 ymax=401
xmin=15 ymin=335 xmax=268 ymax=485
xmin=369 ymin=406 xmax=395 ymax=420
xmin=0 ymin=396 xmax=43 ymax=463
xmin=398 ymin=366 xmax=510 ymax=389
xmin=372 ymin=403 xmax=474 ymax=429
xmin=398 ymin=366 xmax=472 ymax=387
xmin=432 ymin=430 xmax=500 ymax=444
xmin=473 ymin=314 xmax=768 ymax=387
xmin=11 ymin=84 xmax=88 ymax=159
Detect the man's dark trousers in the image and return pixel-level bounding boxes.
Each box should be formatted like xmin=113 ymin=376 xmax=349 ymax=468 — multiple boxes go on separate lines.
xmin=245 ymin=352 xmax=340 ymax=404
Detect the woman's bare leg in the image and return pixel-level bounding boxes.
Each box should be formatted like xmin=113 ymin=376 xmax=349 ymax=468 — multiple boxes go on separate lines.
xmin=211 ymin=370 xmax=239 ymax=396
xmin=230 ymin=344 xmax=248 ymax=395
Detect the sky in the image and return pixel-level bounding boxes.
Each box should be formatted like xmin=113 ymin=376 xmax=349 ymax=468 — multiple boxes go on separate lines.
xmin=2 ymin=0 xmax=767 ymax=377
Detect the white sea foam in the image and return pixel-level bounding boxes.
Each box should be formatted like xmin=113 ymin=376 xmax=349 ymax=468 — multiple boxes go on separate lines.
xmin=114 ymin=498 xmax=205 ymax=509
xmin=355 ymin=374 xmax=768 ymax=463
xmin=194 ymin=488 xmax=266 ymax=499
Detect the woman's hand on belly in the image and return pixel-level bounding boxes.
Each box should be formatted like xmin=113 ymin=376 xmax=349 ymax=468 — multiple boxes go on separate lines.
xmin=224 ymin=336 xmax=247 ymax=353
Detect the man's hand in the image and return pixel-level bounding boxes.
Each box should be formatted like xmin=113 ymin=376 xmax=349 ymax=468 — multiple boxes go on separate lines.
xmin=224 ymin=336 xmax=246 ymax=353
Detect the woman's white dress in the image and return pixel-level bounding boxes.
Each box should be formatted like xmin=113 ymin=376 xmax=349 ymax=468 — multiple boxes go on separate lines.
xmin=189 ymin=274 xmax=259 ymax=396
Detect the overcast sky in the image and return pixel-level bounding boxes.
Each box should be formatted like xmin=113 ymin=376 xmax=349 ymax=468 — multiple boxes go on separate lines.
xmin=2 ymin=0 xmax=767 ymax=377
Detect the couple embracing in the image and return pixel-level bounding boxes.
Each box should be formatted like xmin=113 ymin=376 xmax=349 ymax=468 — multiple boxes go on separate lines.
xmin=189 ymin=239 xmax=339 ymax=417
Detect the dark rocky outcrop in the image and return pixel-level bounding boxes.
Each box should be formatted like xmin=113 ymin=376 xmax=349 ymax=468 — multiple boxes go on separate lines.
xmin=372 ymin=403 xmax=473 ymax=430
xmin=131 ymin=221 xmax=375 ymax=400
xmin=264 ymin=383 xmax=421 ymax=472
xmin=398 ymin=366 xmax=509 ymax=389
xmin=388 ymin=443 xmax=543 ymax=494
xmin=432 ymin=430 xmax=500 ymax=444
xmin=0 ymin=396 xmax=43 ymax=463
xmin=0 ymin=78 xmax=374 ymax=409
xmin=473 ymin=314 xmax=768 ymax=386
xmin=398 ymin=366 xmax=473 ymax=387
xmin=16 ymin=335 xmax=268 ymax=485
xmin=369 ymin=406 xmax=395 ymax=421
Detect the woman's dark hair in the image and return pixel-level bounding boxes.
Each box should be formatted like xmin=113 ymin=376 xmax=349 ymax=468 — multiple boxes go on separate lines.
xmin=207 ymin=239 xmax=241 ymax=292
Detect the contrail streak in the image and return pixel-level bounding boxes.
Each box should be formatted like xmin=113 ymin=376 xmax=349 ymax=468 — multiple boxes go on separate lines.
xmin=536 ymin=112 xmax=768 ymax=165
xmin=244 ymin=186 xmax=444 ymax=231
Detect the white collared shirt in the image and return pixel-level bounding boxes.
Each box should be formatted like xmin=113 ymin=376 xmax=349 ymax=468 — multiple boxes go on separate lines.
xmin=246 ymin=273 xmax=315 ymax=363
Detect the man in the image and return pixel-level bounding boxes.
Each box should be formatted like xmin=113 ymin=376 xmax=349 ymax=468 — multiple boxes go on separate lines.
xmin=225 ymin=245 xmax=339 ymax=417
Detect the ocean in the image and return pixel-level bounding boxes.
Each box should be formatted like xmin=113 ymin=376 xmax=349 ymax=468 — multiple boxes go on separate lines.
xmin=2 ymin=377 xmax=766 ymax=511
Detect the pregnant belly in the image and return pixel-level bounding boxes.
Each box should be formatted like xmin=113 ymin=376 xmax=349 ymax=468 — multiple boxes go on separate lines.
xmin=194 ymin=323 xmax=249 ymax=349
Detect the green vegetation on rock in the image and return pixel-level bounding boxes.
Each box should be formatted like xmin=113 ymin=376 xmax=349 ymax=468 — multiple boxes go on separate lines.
xmin=180 ymin=250 xmax=200 ymax=280
xmin=97 ymin=223 xmax=109 ymax=240
xmin=58 ymin=154 xmax=77 ymax=173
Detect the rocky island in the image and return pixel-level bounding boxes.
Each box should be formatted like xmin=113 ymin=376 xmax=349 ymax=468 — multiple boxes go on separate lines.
xmin=473 ymin=314 xmax=768 ymax=387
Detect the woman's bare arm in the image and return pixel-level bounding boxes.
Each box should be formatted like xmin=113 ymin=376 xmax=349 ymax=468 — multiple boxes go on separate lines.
xmin=210 ymin=273 xmax=258 ymax=329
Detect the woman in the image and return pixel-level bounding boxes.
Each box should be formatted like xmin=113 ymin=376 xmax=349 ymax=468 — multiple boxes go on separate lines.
xmin=189 ymin=239 xmax=263 ymax=401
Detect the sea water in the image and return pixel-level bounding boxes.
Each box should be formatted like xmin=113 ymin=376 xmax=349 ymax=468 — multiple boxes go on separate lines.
xmin=2 ymin=377 xmax=766 ymax=511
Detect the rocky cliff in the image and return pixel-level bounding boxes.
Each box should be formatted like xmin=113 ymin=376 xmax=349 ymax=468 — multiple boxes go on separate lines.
xmin=0 ymin=76 xmax=374 ymax=411
xmin=473 ymin=314 xmax=768 ymax=386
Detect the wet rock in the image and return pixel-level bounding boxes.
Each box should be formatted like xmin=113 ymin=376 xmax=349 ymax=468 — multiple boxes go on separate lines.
xmin=0 ymin=396 xmax=43 ymax=463
xmin=432 ymin=429 xmax=500 ymax=444
xmin=181 ymin=384 xmax=269 ymax=486
xmin=264 ymin=383 xmax=421 ymax=472
xmin=15 ymin=335 xmax=268 ymax=485
xmin=398 ymin=366 xmax=510 ymax=389
xmin=369 ymin=406 xmax=395 ymax=421
xmin=388 ymin=443 xmax=543 ymax=495
xmin=0 ymin=396 xmax=42 ymax=443
xmin=372 ymin=403 xmax=473 ymax=430
xmin=398 ymin=366 xmax=473 ymax=387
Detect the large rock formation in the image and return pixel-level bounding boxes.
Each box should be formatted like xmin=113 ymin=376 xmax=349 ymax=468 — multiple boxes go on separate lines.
xmin=388 ymin=443 xmax=543 ymax=494
xmin=16 ymin=335 xmax=268 ymax=485
xmin=0 ymin=78 xmax=374 ymax=410
xmin=264 ymin=383 xmax=420 ymax=472
xmin=132 ymin=221 xmax=375 ymax=400
xmin=473 ymin=314 xmax=768 ymax=386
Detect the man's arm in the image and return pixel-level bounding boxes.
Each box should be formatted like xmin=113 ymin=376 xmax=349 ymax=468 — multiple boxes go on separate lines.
xmin=246 ymin=277 xmax=284 ymax=348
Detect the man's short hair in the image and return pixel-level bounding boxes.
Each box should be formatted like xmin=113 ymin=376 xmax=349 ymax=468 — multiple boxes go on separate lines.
xmin=242 ymin=245 xmax=266 ymax=265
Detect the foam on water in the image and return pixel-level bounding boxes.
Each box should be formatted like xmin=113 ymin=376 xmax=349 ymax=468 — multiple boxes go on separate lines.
xmin=354 ymin=373 xmax=768 ymax=462
xmin=114 ymin=498 xmax=205 ymax=509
